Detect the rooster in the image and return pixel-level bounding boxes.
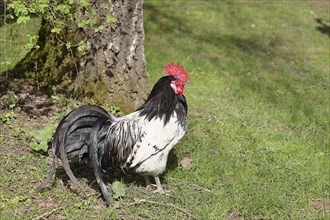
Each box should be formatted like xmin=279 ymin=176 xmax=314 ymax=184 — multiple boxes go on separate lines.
xmin=37 ymin=62 xmax=188 ymax=205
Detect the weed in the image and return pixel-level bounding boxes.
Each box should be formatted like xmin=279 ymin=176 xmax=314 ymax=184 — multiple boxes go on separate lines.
xmin=112 ymin=181 xmax=126 ymax=199
xmin=26 ymin=124 xmax=56 ymax=152
xmin=107 ymin=105 xmax=125 ymax=117
xmin=0 ymin=111 xmax=17 ymax=123
xmin=0 ymin=92 xmax=18 ymax=109
xmin=0 ymin=91 xmax=28 ymax=110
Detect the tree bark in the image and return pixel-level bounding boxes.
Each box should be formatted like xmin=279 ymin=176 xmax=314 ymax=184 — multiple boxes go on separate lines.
xmin=12 ymin=0 xmax=148 ymax=112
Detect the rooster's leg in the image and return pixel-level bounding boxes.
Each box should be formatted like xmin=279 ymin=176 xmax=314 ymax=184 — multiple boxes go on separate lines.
xmin=153 ymin=176 xmax=165 ymax=194
xmin=144 ymin=176 xmax=152 ymax=191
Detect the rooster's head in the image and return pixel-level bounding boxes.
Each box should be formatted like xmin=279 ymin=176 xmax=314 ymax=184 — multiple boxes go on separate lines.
xmin=164 ymin=62 xmax=188 ymax=96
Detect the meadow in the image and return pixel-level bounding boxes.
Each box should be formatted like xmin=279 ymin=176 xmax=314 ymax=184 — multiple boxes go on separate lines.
xmin=0 ymin=1 xmax=329 ymax=219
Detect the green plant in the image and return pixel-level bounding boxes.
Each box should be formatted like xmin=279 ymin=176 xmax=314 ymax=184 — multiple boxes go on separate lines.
xmin=12 ymin=127 xmax=24 ymax=138
xmin=0 ymin=111 xmax=17 ymax=123
xmin=106 ymin=105 xmax=125 ymax=117
xmin=7 ymin=0 xmax=117 ymax=51
xmin=0 ymin=92 xmax=28 ymax=110
xmin=1 ymin=92 xmax=18 ymax=109
xmin=26 ymin=124 xmax=56 ymax=152
xmin=112 ymin=181 xmax=125 ymax=199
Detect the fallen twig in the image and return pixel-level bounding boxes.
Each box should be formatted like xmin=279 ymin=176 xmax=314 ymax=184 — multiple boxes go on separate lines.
xmin=32 ymin=205 xmax=66 ymax=220
xmin=188 ymin=183 xmax=212 ymax=193
xmin=128 ymin=199 xmax=200 ymax=219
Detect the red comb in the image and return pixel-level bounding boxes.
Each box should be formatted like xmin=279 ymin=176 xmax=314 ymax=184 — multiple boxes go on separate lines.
xmin=164 ymin=62 xmax=188 ymax=84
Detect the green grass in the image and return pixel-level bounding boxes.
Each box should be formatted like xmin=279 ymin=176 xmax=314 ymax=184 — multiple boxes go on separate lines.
xmin=0 ymin=17 xmax=41 ymax=74
xmin=144 ymin=1 xmax=329 ymax=219
xmin=1 ymin=1 xmax=329 ymax=219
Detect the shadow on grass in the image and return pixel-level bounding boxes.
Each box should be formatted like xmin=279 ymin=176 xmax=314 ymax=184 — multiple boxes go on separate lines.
xmin=144 ymin=2 xmax=271 ymax=53
xmin=145 ymin=2 xmax=272 ymax=72
xmin=144 ymin=3 xmax=192 ymax=36
xmin=57 ymin=150 xmax=178 ymax=186
xmin=38 ymin=149 xmax=179 ymax=203
xmin=315 ymin=18 xmax=330 ymax=37
xmin=144 ymin=1 xmax=327 ymax=120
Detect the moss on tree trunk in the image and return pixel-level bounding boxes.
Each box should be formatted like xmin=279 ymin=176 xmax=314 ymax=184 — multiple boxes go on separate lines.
xmin=12 ymin=0 xmax=148 ymax=112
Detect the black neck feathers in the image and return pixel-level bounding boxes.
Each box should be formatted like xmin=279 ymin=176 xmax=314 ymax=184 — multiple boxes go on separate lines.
xmin=138 ymin=76 xmax=187 ymax=125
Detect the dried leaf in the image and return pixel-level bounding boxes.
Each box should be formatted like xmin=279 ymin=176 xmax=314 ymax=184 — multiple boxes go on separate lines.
xmin=180 ymin=157 xmax=193 ymax=169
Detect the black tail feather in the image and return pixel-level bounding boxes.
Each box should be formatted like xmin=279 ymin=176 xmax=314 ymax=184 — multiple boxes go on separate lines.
xmin=88 ymin=119 xmax=112 ymax=206
xmin=37 ymin=105 xmax=112 ymax=193
xmin=36 ymin=157 xmax=56 ymax=190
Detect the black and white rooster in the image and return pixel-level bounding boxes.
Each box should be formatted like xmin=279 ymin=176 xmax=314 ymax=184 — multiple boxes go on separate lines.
xmin=37 ymin=62 xmax=188 ymax=205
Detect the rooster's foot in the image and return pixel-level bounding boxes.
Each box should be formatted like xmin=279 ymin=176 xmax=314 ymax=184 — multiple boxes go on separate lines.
xmin=146 ymin=185 xmax=153 ymax=192
xmin=152 ymin=176 xmax=170 ymax=195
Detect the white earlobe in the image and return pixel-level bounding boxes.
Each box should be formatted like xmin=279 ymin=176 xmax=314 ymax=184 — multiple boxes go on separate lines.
xmin=170 ymin=81 xmax=177 ymax=93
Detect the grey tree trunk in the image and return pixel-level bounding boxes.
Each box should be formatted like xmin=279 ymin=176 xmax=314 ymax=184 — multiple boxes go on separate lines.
xmin=13 ymin=0 xmax=148 ymax=112
xmin=74 ymin=0 xmax=148 ymax=111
